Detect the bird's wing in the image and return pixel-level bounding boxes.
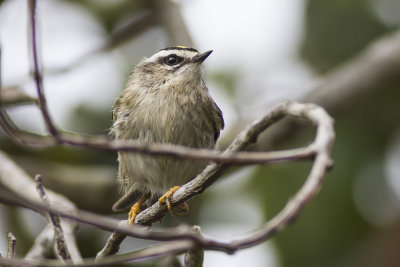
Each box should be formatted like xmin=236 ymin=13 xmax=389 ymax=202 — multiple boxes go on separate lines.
xmin=211 ymin=99 xmax=224 ymax=143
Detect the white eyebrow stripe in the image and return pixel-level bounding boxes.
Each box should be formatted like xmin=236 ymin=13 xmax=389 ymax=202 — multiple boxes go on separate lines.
xmin=147 ymin=50 xmax=199 ymax=62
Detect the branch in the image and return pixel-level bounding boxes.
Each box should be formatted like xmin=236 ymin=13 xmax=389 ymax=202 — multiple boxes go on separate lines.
xmin=27 ymin=0 xmax=58 ymax=136
xmin=0 ymin=86 xmax=38 ymax=107
xmin=95 ymin=101 xmax=333 ymax=258
xmin=35 ymin=175 xmax=72 ymax=262
xmin=0 ymin=102 xmax=314 ymax=165
xmin=136 ymin=102 xmax=334 ymax=225
xmin=0 ymin=240 xmax=195 ymax=267
xmin=0 ymin=101 xmax=333 ymax=265
xmin=242 ymin=29 xmax=400 ymax=150
xmin=1 ymin=42 xmax=314 ymax=165
xmin=7 ymin=232 xmax=16 ymax=259
xmin=304 ymin=29 xmax=400 ymax=112
xmin=0 ymin=151 xmax=82 ymax=264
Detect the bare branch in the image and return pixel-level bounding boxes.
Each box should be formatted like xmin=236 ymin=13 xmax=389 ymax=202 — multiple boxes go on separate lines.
xmin=1 ymin=101 xmax=334 ymax=263
xmin=0 ymin=102 xmax=314 ymax=165
xmin=1 ymin=101 xmax=334 ymax=243
xmin=225 ymin=103 xmax=334 ymax=250
xmin=95 ymin=221 xmax=130 ymax=260
xmin=304 ymin=30 xmax=400 ymax=112
xmin=34 ymin=175 xmax=72 ymax=262
xmin=93 ymin=102 xmax=333 ymax=256
xmin=3 ymin=131 xmax=315 ymax=165
xmin=0 ymin=150 xmax=82 ymax=264
xmin=135 ymin=102 xmax=334 ymax=224
xmin=0 ymin=101 xmax=335 ymax=267
xmin=240 ymin=29 xmax=400 ymax=151
xmin=0 ymin=87 xmax=38 ymax=107
xmin=0 ymin=101 xmax=334 ymax=266
xmin=27 ymin=0 xmax=58 ymax=137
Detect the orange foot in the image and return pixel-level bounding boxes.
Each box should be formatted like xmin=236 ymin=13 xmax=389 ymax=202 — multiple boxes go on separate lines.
xmin=175 ymin=202 xmax=189 ymax=216
xmin=128 ymin=194 xmax=150 ymax=224
xmin=158 ymin=186 xmax=181 ymax=217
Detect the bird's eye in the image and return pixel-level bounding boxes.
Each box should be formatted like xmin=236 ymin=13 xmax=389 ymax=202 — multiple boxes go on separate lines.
xmin=164 ymin=54 xmax=182 ymax=65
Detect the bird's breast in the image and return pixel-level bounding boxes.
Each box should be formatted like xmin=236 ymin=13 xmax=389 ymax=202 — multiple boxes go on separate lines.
xmin=128 ymin=90 xmax=214 ymax=148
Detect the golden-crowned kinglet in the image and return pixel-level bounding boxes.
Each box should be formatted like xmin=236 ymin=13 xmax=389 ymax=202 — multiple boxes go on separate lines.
xmin=110 ymin=46 xmax=224 ymax=223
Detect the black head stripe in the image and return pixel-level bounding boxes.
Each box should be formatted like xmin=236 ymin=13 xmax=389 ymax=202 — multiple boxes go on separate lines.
xmin=161 ymin=46 xmax=199 ymax=53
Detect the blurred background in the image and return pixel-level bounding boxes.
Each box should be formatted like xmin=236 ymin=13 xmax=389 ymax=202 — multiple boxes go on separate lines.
xmin=1 ymin=0 xmax=400 ymax=266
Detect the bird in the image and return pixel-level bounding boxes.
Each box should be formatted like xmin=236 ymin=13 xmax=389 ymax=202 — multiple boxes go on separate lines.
xmin=110 ymin=46 xmax=224 ymax=224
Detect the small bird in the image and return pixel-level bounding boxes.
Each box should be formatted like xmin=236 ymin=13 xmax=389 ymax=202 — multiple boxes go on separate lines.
xmin=110 ymin=46 xmax=224 ymax=224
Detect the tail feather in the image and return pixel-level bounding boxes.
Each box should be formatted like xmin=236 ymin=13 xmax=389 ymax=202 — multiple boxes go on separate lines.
xmin=112 ymin=187 xmax=146 ymax=211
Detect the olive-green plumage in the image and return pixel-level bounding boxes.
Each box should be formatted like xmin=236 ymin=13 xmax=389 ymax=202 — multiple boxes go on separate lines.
xmin=110 ymin=47 xmax=224 ymax=211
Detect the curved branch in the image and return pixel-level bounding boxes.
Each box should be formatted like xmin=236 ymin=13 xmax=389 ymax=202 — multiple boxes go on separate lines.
xmin=0 ymin=101 xmax=334 ymax=266
xmin=96 ymin=101 xmax=334 ymax=259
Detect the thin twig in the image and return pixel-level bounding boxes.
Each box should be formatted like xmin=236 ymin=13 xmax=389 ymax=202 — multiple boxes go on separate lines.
xmin=27 ymin=0 xmax=58 ymax=137
xmin=7 ymin=232 xmax=17 ymax=259
xmin=0 ymin=87 xmax=38 ymax=107
xmin=34 ymin=175 xmax=72 ymax=262
xmin=0 ymin=151 xmax=82 ymax=264
xmin=0 ymin=103 xmax=314 ymax=164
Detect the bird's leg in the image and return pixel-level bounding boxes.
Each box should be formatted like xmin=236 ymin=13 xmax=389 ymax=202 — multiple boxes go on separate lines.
xmin=128 ymin=193 xmax=150 ymax=224
xmin=158 ymin=186 xmax=181 ymax=217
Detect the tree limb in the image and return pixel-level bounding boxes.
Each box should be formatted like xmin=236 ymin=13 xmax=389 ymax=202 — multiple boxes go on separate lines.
xmin=0 ymin=100 xmax=334 ymax=266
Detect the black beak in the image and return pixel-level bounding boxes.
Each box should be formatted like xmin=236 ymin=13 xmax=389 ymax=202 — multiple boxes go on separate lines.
xmin=191 ymin=50 xmax=213 ymax=64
